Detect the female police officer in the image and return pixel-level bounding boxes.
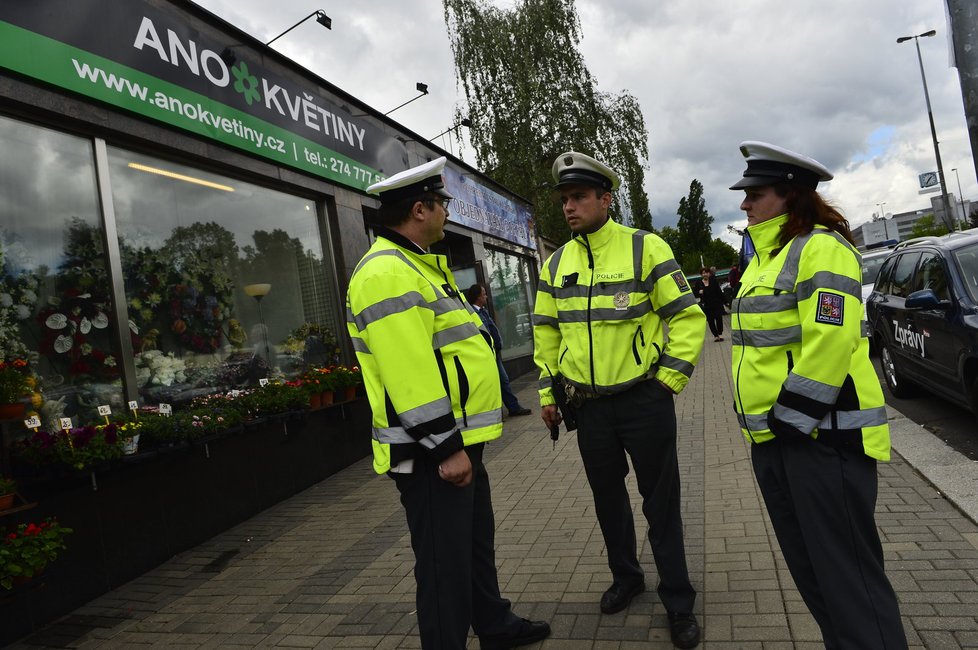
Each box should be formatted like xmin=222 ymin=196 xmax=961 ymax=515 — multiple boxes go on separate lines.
xmin=729 ymin=142 xmax=906 ymax=649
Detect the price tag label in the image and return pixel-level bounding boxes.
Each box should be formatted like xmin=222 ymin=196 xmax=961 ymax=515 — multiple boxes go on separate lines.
xmin=259 ymin=378 xmax=269 ymax=387
xmin=24 ymin=415 xmax=41 ymax=429
xmin=128 ymin=400 xmax=138 ymax=411
xmin=158 ymin=403 xmax=172 ymax=416
xmin=97 ymin=405 xmax=112 ymax=416
xmin=60 ymin=417 xmax=73 ymax=430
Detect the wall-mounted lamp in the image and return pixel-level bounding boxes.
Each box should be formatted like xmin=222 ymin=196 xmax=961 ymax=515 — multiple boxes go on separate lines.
xmin=385 ymin=82 xmax=429 ymax=116
xmin=431 ymin=118 xmax=472 ymax=140
xmin=265 ymin=9 xmax=332 ymax=46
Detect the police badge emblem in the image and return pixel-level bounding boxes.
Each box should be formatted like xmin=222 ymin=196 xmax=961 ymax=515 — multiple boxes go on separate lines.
xmin=614 ymin=291 xmax=629 ymax=310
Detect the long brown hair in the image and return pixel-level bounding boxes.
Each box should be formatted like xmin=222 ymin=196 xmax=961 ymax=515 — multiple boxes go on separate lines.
xmin=773 ymin=182 xmax=855 ymax=249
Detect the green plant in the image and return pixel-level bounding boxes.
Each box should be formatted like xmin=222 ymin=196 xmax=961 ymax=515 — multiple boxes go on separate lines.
xmin=1 ymin=519 xmax=73 ymax=589
xmin=0 ymin=358 xmax=32 ymax=403
xmin=331 ymin=365 xmax=363 ymax=390
xmin=0 ymin=476 xmax=15 ymax=495
xmin=15 ymin=424 xmax=124 ymax=471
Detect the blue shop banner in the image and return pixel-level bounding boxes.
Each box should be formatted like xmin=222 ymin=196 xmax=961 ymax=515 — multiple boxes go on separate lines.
xmin=443 ymin=166 xmax=536 ymax=250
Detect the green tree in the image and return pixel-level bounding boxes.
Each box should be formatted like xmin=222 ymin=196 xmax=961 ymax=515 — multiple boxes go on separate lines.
xmin=654 ymin=226 xmax=681 ymax=258
xmin=676 ymin=180 xmax=713 ymax=273
xmin=443 ymin=0 xmax=649 ymax=243
xmin=909 ymin=214 xmax=948 ymax=238
xmin=703 ymin=239 xmax=739 ymax=269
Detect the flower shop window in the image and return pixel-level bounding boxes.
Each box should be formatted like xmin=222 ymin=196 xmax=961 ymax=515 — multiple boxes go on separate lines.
xmin=107 ymin=148 xmax=343 ymax=406
xmin=483 ymin=246 xmax=535 ymax=361
xmin=0 ymin=115 xmax=125 ymax=425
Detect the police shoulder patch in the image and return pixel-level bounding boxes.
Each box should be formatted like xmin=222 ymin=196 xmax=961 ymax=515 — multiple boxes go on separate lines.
xmin=815 ymin=291 xmax=844 ymax=326
xmin=671 ymin=271 xmax=690 ymax=293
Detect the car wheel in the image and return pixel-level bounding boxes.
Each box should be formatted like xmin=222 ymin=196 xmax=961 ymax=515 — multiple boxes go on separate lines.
xmin=880 ymin=344 xmax=916 ymax=398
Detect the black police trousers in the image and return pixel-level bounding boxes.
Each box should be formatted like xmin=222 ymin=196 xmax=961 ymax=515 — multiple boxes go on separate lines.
xmin=752 ymin=437 xmax=907 ymax=649
xmin=575 ymin=379 xmax=697 ymax=613
xmin=390 ymin=443 xmax=520 ymax=649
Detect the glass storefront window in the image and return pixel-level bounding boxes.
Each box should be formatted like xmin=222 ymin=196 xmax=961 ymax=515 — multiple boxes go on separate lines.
xmin=0 ymin=115 xmax=124 ymax=425
xmin=109 ymin=148 xmax=342 ymax=405
xmin=484 ymin=247 xmax=534 ymax=360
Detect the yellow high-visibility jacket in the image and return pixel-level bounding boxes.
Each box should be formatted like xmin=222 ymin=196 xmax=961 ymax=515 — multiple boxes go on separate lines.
xmin=346 ymin=229 xmax=502 ymax=474
xmin=731 ymin=214 xmax=890 ymax=461
xmin=533 ymin=217 xmax=706 ymax=403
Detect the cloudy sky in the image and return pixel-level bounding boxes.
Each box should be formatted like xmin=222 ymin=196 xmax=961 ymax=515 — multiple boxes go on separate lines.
xmin=193 ymin=0 xmax=972 ymax=245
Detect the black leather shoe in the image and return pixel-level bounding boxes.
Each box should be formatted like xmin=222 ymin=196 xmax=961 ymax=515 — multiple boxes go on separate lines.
xmin=667 ymin=611 xmax=701 ymax=649
xmin=480 ymin=618 xmax=551 ymax=649
xmin=599 ymin=581 xmax=645 ymax=614
xmin=509 ymin=407 xmax=532 ymax=416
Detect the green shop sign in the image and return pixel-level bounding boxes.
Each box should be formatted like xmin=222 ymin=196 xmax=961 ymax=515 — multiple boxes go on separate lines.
xmin=0 ymin=0 xmax=408 ymax=191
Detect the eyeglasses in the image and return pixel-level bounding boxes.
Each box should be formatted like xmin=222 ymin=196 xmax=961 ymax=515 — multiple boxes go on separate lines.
xmin=438 ymin=197 xmax=452 ymax=210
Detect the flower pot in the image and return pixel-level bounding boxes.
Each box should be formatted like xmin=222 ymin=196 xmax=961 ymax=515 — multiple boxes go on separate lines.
xmin=309 ymin=392 xmax=322 ymax=410
xmin=0 ymin=492 xmax=14 ymax=510
xmin=0 ymin=402 xmax=25 ymax=420
xmin=341 ymin=386 xmax=357 ymax=402
xmin=122 ymin=434 xmax=141 ymax=456
xmin=321 ymin=390 xmax=334 ymax=406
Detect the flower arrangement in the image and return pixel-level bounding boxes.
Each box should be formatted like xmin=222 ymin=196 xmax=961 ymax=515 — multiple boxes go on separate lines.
xmin=1 ymin=518 xmax=73 ymax=589
xmin=15 ymin=424 xmax=124 ymax=471
xmin=0 ymin=358 xmax=32 ymax=404
xmin=330 ymin=365 xmax=363 ymax=390
xmin=135 ymin=350 xmax=187 ymax=387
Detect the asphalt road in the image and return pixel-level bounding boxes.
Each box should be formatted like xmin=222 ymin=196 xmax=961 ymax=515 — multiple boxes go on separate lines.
xmin=873 ymin=357 xmax=978 ymax=461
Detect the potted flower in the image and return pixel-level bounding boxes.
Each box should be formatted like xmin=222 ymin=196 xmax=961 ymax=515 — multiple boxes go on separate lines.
xmin=332 ymin=365 xmax=363 ymax=402
xmin=0 ymin=476 xmax=16 ymax=511
xmin=0 ymin=358 xmax=32 ymax=420
xmin=15 ymin=424 xmax=124 ymax=472
xmin=303 ymin=367 xmax=337 ymax=405
xmin=116 ymin=419 xmax=143 ymax=455
xmin=1 ymin=518 xmax=73 ymax=589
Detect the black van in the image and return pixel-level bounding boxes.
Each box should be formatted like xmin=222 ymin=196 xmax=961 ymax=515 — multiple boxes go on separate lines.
xmin=866 ymin=230 xmax=978 ymax=417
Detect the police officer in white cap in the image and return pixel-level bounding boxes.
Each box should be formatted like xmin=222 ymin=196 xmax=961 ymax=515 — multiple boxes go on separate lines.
xmin=729 ymin=142 xmax=906 ymax=648
xmin=346 ymin=157 xmax=551 ymax=649
xmin=532 ymin=151 xmax=705 ymax=648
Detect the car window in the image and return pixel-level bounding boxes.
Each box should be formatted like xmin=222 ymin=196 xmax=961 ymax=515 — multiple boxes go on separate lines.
xmin=912 ymin=252 xmax=950 ymax=301
xmin=874 ymin=256 xmax=897 ymax=295
xmin=889 ymin=252 xmax=920 ymax=298
xmin=953 ymin=243 xmax=978 ymax=303
xmin=861 ymin=254 xmax=889 ymax=285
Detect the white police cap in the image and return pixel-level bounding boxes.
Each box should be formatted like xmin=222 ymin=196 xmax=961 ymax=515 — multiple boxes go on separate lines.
xmin=552 ymin=151 xmax=620 ymax=192
xmin=729 ymin=141 xmax=833 ymax=190
xmin=366 ymin=156 xmax=454 ymax=203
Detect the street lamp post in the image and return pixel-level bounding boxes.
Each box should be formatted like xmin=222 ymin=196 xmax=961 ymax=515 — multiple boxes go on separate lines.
xmin=265 ymin=10 xmax=332 ymax=46
xmin=897 ymin=29 xmax=956 ymax=232
xmin=952 ymin=167 xmax=967 ymax=227
xmin=384 ymin=82 xmax=429 ymax=116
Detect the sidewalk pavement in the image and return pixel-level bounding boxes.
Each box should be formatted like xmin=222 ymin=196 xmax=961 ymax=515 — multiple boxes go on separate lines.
xmin=10 ymin=327 xmax=978 ymax=649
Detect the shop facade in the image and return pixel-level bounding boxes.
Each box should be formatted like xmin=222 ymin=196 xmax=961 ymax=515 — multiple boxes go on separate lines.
xmin=0 ymin=0 xmax=537 ymax=641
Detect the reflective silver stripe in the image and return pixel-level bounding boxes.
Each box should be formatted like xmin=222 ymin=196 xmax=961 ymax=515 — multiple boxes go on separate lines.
xmin=818 ymin=406 xmax=887 ymax=429
xmin=459 ymin=408 xmax=502 ymax=430
xmin=555 ymin=279 xmax=646 ymax=300
xmin=564 ymin=371 xmax=654 ymax=396
xmin=537 ymin=283 xmax=554 ymax=297
xmin=659 ymin=353 xmax=694 ymax=378
xmin=539 ymin=376 xmax=554 ymax=390
xmin=796 ymin=272 xmax=861 ymax=302
xmin=774 ymin=232 xmax=812 ymax=291
xmin=399 ymin=396 xmax=454 ymax=430
xmin=355 ymin=247 xmax=426 ymax=278
xmin=346 ymin=306 xmax=356 ymax=323
xmin=734 ymin=294 xmax=797 ymax=313
xmin=373 ymin=426 xmax=414 ymax=444
xmin=418 ymin=427 xmax=458 ymax=450
xmin=784 ymin=373 xmax=839 ymax=404
xmin=557 ymin=302 xmax=653 ymax=323
xmin=432 ymin=322 xmax=481 ymax=349
xmin=657 ymin=293 xmax=698 ymax=319
xmin=547 ymin=246 xmax=565 ymax=286
xmin=771 ymin=402 xmax=819 ymax=433
xmin=532 ymin=314 xmax=559 ymax=328
xmin=632 ymin=231 xmax=646 ymax=281
xmin=353 ymin=291 xmax=425 ymax=329
xmin=731 ymin=326 xmax=802 ymax=347
xmin=644 ymin=258 xmax=681 ymax=291
xmin=352 ymin=337 xmax=370 ymax=353
xmin=737 ymin=412 xmax=769 ymax=431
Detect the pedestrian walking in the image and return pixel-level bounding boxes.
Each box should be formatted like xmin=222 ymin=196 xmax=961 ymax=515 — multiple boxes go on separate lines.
xmin=532 ymin=151 xmax=705 ymax=649
xmin=346 ymin=157 xmax=550 ymax=650
xmin=728 ymin=141 xmax=907 ymax=649
xmin=464 ymin=283 xmax=532 ymax=417
xmin=693 ymin=266 xmax=725 ymax=341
